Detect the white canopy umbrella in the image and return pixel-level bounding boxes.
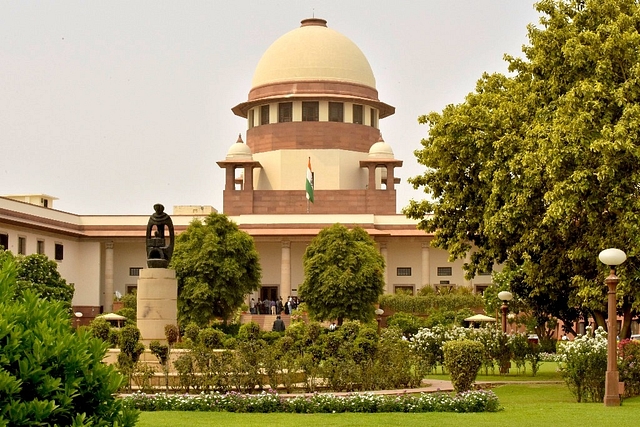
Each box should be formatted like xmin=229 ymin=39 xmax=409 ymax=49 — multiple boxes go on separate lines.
xmin=464 ymin=314 xmax=497 ymax=323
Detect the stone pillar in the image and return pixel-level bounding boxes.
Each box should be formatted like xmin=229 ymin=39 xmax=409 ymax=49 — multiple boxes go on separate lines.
xmin=243 ymin=165 xmax=254 ymax=191
xmin=137 ymin=268 xmax=178 ymax=344
xmin=421 ymin=242 xmax=431 ymax=291
xmin=104 ymin=241 xmax=114 ymax=313
xmin=281 ymin=240 xmax=291 ymax=299
xmin=380 ymin=242 xmax=390 ymax=293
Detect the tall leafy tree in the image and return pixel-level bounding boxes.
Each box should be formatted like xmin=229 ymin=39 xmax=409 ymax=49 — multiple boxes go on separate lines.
xmin=0 ymin=249 xmax=74 ymax=311
xmin=171 ymin=213 xmax=261 ymax=326
xmin=299 ymin=224 xmax=385 ymax=325
xmin=405 ymin=0 xmax=640 ymax=337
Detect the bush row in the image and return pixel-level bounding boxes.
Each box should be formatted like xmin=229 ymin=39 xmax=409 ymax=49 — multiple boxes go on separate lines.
xmin=122 ymin=390 xmax=502 ymax=413
xmin=379 ymin=290 xmax=483 ymax=315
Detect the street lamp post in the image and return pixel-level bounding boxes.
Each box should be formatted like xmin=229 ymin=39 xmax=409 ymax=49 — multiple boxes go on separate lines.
xmin=498 ymin=291 xmax=513 ymax=334
xmin=74 ymin=311 xmax=83 ymax=329
xmin=375 ymin=308 xmax=384 ymax=334
xmin=598 ymin=248 xmax=627 ymax=407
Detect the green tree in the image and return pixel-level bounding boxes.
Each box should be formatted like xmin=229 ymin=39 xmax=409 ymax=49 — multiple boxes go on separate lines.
xmin=0 ymin=249 xmax=74 ymax=311
xmin=171 ymin=213 xmax=261 ymax=326
xmin=0 ymin=259 xmax=138 ymax=426
xmin=299 ymin=224 xmax=385 ymax=325
xmin=405 ymin=0 xmax=640 ymax=336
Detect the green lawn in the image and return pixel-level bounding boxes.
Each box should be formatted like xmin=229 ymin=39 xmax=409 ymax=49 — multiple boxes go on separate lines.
xmin=136 ymin=383 xmax=640 ymax=427
xmin=425 ymin=361 xmax=563 ymax=383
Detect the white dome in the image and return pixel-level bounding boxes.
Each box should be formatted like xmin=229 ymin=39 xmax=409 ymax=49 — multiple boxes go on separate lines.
xmin=226 ymin=135 xmax=253 ymax=160
xmin=251 ymin=18 xmax=376 ymax=89
xmin=368 ymin=137 xmax=395 ymax=159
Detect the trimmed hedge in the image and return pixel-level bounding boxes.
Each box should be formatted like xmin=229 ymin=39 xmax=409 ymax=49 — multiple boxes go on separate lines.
xmin=123 ymin=390 xmax=502 ymax=413
xmin=443 ymin=340 xmax=485 ymax=392
xmin=379 ymin=292 xmax=483 ymax=315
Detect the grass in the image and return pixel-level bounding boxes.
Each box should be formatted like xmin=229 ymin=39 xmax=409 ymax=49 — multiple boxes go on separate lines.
xmin=136 ymin=382 xmax=640 ymax=427
xmin=425 ymin=361 xmax=563 ymax=383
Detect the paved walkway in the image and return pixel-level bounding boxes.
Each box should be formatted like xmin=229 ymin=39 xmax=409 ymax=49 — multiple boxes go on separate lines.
xmin=277 ymin=379 xmax=564 ymax=398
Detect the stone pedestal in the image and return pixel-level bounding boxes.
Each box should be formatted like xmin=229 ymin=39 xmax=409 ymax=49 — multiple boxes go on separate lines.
xmin=137 ymin=268 xmax=177 ymax=344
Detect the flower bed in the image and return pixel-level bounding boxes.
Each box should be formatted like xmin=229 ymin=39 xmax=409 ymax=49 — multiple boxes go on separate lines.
xmin=122 ymin=389 xmax=502 ymax=413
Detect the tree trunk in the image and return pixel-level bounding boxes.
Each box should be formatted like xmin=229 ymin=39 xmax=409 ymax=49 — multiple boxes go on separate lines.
xmin=593 ymin=310 xmax=606 ymax=331
xmin=619 ymin=302 xmax=632 ymax=340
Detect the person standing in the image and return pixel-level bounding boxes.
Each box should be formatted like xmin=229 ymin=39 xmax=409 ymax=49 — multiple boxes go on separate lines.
xmin=272 ymin=315 xmax=286 ymax=332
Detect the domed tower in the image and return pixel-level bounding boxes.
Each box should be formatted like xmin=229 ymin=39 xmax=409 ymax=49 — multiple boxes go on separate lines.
xmin=220 ymin=18 xmax=402 ymax=215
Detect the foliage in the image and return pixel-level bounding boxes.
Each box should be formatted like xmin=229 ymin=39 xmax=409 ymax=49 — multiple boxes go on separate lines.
xmin=117 ymin=324 xmax=145 ymax=392
xmin=198 ymin=327 xmax=227 ymax=349
xmin=443 ymin=339 xmax=485 ymax=393
xmin=0 ymin=249 xmax=74 ymax=311
xmin=404 ymin=0 xmax=640 ymax=333
xmin=618 ymin=339 xmax=640 ymax=397
xmin=0 ymin=259 xmax=138 ymax=426
xmin=379 ymin=289 xmax=483 ymax=315
xmin=386 ymin=312 xmax=428 ymax=336
xmin=299 ymin=224 xmax=385 ymax=325
xmin=165 ymin=323 xmax=179 ymax=346
xmin=123 ymin=389 xmax=501 ymax=413
xmin=172 ymin=213 xmax=262 ymax=326
xmin=557 ymin=326 xmax=607 ymax=402
xmin=89 ymin=316 xmax=112 ymax=342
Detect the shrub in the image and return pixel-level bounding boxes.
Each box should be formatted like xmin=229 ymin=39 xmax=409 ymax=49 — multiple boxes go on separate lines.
xmin=387 ymin=312 xmax=427 ymax=336
xmin=89 ymin=316 xmax=111 ymax=342
xmin=183 ymin=322 xmax=200 ymax=343
xmin=0 ymin=259 xmax=139 ymax=426
xmin=238 ymin=321 xmax=262 ymax=341
xmin=443 ymin=339 xmax=484 ymax=392
xmin=165 ymin=323 xmax=179 ymax=346
xmin=557 ymin=326 xmax=607 ymax=402
xmin=618 ymin=339 xmax=640 ymax=397
xmin=198 ymin=327 xmax=226 ymax=349
xmin=122 ymin=389 xmax=502 ymax=413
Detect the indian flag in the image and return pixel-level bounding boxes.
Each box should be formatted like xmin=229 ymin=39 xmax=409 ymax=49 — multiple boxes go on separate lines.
xmin=306 ymin=157 xmax=314 ymax=203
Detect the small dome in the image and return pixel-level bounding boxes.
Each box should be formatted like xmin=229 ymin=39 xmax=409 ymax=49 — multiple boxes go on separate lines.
xmin=368 ymin=134 xmax=394 ymax=159
xmin=226 ymin=134 xmax=253 ymax=160
xmin=252 ymin=18 xmax=376 ymax=89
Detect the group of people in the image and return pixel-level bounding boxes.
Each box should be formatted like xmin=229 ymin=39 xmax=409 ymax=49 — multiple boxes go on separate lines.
xmin=249 ymin=296 xmax=300 ymax=316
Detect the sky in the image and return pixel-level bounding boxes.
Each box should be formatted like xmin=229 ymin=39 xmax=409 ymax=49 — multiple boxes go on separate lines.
xmin=0 ymin=1 xmax=542 ymax=215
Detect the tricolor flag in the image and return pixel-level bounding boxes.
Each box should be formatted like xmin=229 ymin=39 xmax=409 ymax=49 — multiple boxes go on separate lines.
xmin=306 ymin=157 xmax=314 ymax=203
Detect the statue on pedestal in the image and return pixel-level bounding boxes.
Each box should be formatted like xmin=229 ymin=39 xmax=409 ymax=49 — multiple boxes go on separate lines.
xmin=146 ymin=204 xmax=174 ymax=268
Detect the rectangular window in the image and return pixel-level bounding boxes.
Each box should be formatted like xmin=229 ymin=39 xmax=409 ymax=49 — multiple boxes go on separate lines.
xmin=260 ymin=105 xmax=270 ymax=125
xmin=129 ymin=267 xmax=143 ymax=276
xmin=370 ymin=108 xmax=378 ymax=127
xmin=54 ymin=243 xmax=64 ymax=261
xmin=396 ymin=267 xmax=412 ymax=277
xmin=18 ymin=236 xmax=26 ymax=255
xmin=437 ymin=267 xmax=452 ymax=276
xmin=248 ymin=109 xmax=254 ymax=129
xmin=478 ymin=269 xmax=492 ymax=276
xmin=329 ymin=102 xmax=344 ymax=122
xmin=41 ymin=198 xmax=49 ymax=208
xmin=302 ymin=102 xmax=319 ymax=121
xmin=0 ymin=233 xmax=8 ymax=250
xmin=352 ymin=104 xmax=363 ymax=124
xmin=37 ymin=240 xmax=45 ymax=255
xmin=278 ymin=102 xmax=292 ymax=122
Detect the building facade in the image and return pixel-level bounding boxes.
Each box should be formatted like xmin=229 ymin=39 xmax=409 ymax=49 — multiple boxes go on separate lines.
xmin=0 ymin=18 xmax=493 ymax=325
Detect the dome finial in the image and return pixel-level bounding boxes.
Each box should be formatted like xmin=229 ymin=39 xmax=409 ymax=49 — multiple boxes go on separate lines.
xmin=377 ymin=132 xmax=384 ymax=143
xmin=236 ymin=133 xmax=244 ymax=144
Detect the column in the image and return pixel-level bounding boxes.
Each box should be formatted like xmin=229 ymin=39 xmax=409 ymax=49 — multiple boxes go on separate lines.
xmin=380 ymin=242 xmax=390 ymax=293
xmin=281 ymin=240 xmax=291 ymax=299
xmin=104 ymin=241 xmax=114 ymax=313
xmin=421 ymin=242 xmax=431 ymax=291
